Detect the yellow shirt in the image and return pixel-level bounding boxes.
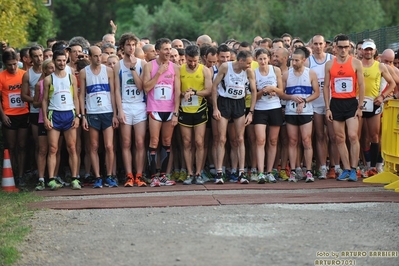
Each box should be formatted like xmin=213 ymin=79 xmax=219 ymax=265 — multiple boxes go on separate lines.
xmin=245 ymin=61 xmax=259 ymax=108
xmin=180 ymin=64 xmax=207 ymax=113
xmin=363 ymin=61 xmax=381 ymax=98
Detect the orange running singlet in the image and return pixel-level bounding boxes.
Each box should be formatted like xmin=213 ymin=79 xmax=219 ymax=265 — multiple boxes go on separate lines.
xmin=329 ymin=57 xmax=357 ymax=99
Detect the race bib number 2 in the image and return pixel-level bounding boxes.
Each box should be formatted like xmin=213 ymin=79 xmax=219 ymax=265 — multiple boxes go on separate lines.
xmin=9 ymin=93 xmax=24 ymax=108
xmin=154 ymin=84 xmax=172 ymax=101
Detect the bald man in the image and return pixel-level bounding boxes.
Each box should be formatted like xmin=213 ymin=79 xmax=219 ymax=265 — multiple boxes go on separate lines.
xmin=142 ymin=44 xmax=157 ymax=62
xmin=172 ymin=39 xmax=184 ymax=49
xmin=170 ymin=48 xmax=179 ymax=64
xmin=135 ymin=47 xmax=145 ymax=60
xmin=196 ymin=35 xmax=212 ymax=47
xmin=380 ymin=49 xmax=399 ymax=86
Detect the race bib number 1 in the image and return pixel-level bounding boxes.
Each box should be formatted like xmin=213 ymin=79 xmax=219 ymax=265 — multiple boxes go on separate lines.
xmin=334 ymin=77 xmax=353 ymax=93
xmin=9 ymin=93 xmax=24 ymax=108
xmin=154 ymin=84 xmax=172 ymax=101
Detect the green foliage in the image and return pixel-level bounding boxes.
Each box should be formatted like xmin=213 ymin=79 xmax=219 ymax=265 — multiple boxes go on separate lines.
xmin=27 ymin=0 xmax=57 ymax=47
xmin=283 ymin=0 xmax=385 ymax=41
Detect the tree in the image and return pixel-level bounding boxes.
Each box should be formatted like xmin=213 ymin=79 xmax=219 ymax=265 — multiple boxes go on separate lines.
xmin=0 ymin=0 xmax=36 ymax=47
xmin=283 ymin=0 xmax=385 ymax=41
xmin=27 ymin=0 xmax=57 ymax=47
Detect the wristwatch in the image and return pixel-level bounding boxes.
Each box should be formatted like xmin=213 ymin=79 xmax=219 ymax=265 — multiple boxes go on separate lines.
xmin=130 ymin=66 xmax=136 ymax=71
xmin=173 ymin=112 xmax=179 ymax=117
xmin=77 ymin=114 xmax=82 ymax=119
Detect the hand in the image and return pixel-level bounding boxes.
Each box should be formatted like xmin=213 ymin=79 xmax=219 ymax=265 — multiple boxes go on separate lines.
xmin=325 ymin=109 xmax=333 ymax=122
xmin=44 ymin=119 xmax=52 ymax=130
xmin=374 ymin=95 xmax=383 ymax=106
xmin=213 ymin=108 xmax=221 ymax=121
xmin=1 ymin=114 xmax=11 ymax=127
xmin=72 ymin=117 xmax=80 ymax=129
xmin=355 ymin=108 xmax=363 ymax=119
xmin=82 ymin=117 xmax=89 ymax=131
xmin=112 ymin=116 xmax=119 ymax=128
xmin=296 ymin=102 xmax=304 ymax=114
xmin=171 ymin=115 xmax=178 ymax=127
xmin=110 ymin=20 xmax=117 ymax=33
xmin=292 ymin=95 xmax=305 ymax=103
xmin=245 ymin=113 xmax=253 ymax=125
xmin=118 ymin=110 xmax=126 ymax=124
xmin=129 ymin=55 xmax=137 ymax=67
xmin=184 ymin=90 xmax=194 ymax=102
xmin=157 ymin=63 xmax=168 ymax=75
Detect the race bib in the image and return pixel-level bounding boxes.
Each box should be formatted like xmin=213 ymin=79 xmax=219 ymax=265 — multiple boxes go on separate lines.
xmin=286 ymin=100 xmax=311 ymax=114
xmin=154 ymin=84 xmax=172 ymax=101
xmin=9 ymin=93 xmax=23 ymax=108
xmin=362 ymin=96 xmax=374 ymax=112
xmin=225 ymin=86 xmax=245 ymax=98
xmin=122 ymin=84 xmax=141 ymax=101
xmin=89 ymin=94 xmax=103 ymax=108
xmin=334 ymin=77 xmax=353 ymax=93
xmin=181 ymin=95 xmax=199 ymax=107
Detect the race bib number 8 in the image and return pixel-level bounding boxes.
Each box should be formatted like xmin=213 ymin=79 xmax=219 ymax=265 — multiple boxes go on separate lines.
xmin=9 ymin=93 xmax=24 ymax=108
xmin=154 ymin=84 xmax=172 ymax=101
xmin=334 ymin=77 xmax=353 ymax=93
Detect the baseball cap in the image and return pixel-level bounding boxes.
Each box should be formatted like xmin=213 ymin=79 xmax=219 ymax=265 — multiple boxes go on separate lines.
xmin=362 ymin=41 xmax=376 ymax=50
xmin=52 ymin=42 xmax=70 ymax=52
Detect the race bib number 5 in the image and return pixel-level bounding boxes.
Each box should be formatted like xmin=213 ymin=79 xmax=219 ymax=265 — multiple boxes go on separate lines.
xmin=154 ymin=84 xmax=172 ymax=101
xmin=334 ymin=77 xmax=353 ymax=93
xmin=9 ymin=93 xmax=24 ymax=108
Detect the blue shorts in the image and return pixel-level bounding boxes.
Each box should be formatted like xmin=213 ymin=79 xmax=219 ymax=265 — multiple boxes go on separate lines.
xmin=48 ymin=110 xmax=75 ymax=132
xmin=86 ymin=112 xmax=113 ymax=131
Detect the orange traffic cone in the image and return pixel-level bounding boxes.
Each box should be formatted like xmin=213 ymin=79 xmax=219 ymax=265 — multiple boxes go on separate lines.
xmin=1 ymin=149 xmax=19 ymax=192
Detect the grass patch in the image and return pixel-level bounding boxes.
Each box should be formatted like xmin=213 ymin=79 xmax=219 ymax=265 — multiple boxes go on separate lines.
xmin=0 ymin=192 xmax=42 ymax=265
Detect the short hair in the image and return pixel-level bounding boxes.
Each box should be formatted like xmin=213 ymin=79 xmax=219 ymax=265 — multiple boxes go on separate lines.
xmin=293 ymin=46 xmax=310 ymax=59
xmin=356 ymin=40 xmax=364 ymax=47
xmin=272 ymin=38 xmax=284 ymax=45
xmin=217 ymin=44 xmax=230 ymax=54
xmin=46 ymin=37 xmax=56 ymax=43
xmin=118 ymin=33 xmax=138 ymax=48
xmin=239 ymin=41 xmax=251 ymax=51
xmin=43 ymin=48 xmax=52 ymax=54
xmin=155 ymin=38 xmax=171 ymax=51
xmin=101 ymin=43 xmax=115 ymax=52
xmin=141 ymin=37 xmax=150 ymax=42
xmin=29 ymin=45 xmax=43 ymax=58
xmin=177 ymin=48 xmax=185 ymax=56
xmin=236 ymin=50 xmax=252 ymax=61
xmin=2 ymin=50 xmax=18 ymax=63
xmin=281 ymin=33 xmax=292 ymax=39
xmin=259 ymin=38 xmax=272 ymax=47
xmin=395 ymin=50 xmax=399 ymax=60
xmin=53 ymin=50 xmax=67 ymax=60
xmin=69 ymin=36 xmax=90 ymax=49
xmin=185 ymin=45 xmax=200 ymax=58
xmin=334 ymin=34 xmax=349 ymax=44
xmin=293 ymin=39 xmax=305 ymax=46
xmin=20 ymin=47 xmax=30 ymax=59
xmin=206 ymin=46 xmax=217 ymax=57
xmin=199 ymin=44 xmax=211 ymax=58
xmin=255 ymin=48 xmax=271 ymax=58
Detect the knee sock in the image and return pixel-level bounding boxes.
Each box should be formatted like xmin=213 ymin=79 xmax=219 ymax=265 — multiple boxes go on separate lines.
xmin=370 ymin=143 xmax=379 ymax=168
xmin=160 ymin=145 xmax=171 ymax=174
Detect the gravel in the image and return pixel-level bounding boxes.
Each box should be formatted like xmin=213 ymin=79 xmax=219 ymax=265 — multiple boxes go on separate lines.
xmin=16 ymin=202 xmax=399 ymax=266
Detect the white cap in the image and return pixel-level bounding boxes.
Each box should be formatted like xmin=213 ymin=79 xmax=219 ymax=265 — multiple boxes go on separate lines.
xmin=362 ymin=41 xmax=376 ymax=50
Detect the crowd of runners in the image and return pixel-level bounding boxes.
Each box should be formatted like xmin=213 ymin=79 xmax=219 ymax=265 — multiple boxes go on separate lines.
xmin=1 ymin=23 xmax=399 ymax=191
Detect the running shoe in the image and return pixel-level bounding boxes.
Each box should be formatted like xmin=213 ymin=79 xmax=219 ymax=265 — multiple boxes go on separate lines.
xmin=55 ymin=176 xmax=70 ymax=187
xmin=159 ymin=175 xmax=176 ymax=186
xmin=177 ymin=170 xmax=187 ymax=182
xmin=368 ymin=167 xmax=378 ymax=177
xmin=348 ymin=169 xmax=358 ymax=182
xmin=250 ymin=171 xmax=258 ymax=182
xmin=48 ymin=179 xmax=62 ymax=190
xmin=335 ymin=168 xmax=343 ymax=179
xmin=288 ymin=171 xmax=297 ymax=183
xmin=257 ymin=173 xmax=266 ymax=184
xmin=124 ymin=173 xmax=134 ymax=187
xmin=71 ymin=179 xmax=82 ymax=190
xmin=271 ymin=169 xmax=279 ymax=180
xmin=279 ymin=170 xmax=289 ymax=181
xmin=135 ymin=175 xmax=147 ymax=187
xmin=35 ymin=181 xmax=46 ymax=191
xmin=195 ymin=174 xmax=204 ymax=185
xmin=337 ymin=169 xmax=350 ymax=181
xmin=239 ymin=172 xmax=249 ymax=184
xmin=93 ymin=178 xmax=103 ymax=188
xmin=318 ymin=168 xmax=327 ymax=179
xmin=200 ymin=170 xmax=210 ymax=183
xmin=105 ymin=176 xmax=118 ymax=187
xmin=327 ymin=168 xmax=336 ymax=179
xmin=229 ymin=172 xmax=238 ymax=183
xmin=295 ymin=167 xmax=305 ymax=180
xmin=305 ymin=171 xmax=314 ymax=183
xmin=150 ymin=177 xmax=161 ymax=187
xmin=214 ymin=173 xmax=224 ymax=184
xmin=266 ymin=173 xmax=277 ymax=183
xmin=183 ymin=175 xmax=195 ymax=185
xmin=171 ymin=171 xmax=180 ymax=181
